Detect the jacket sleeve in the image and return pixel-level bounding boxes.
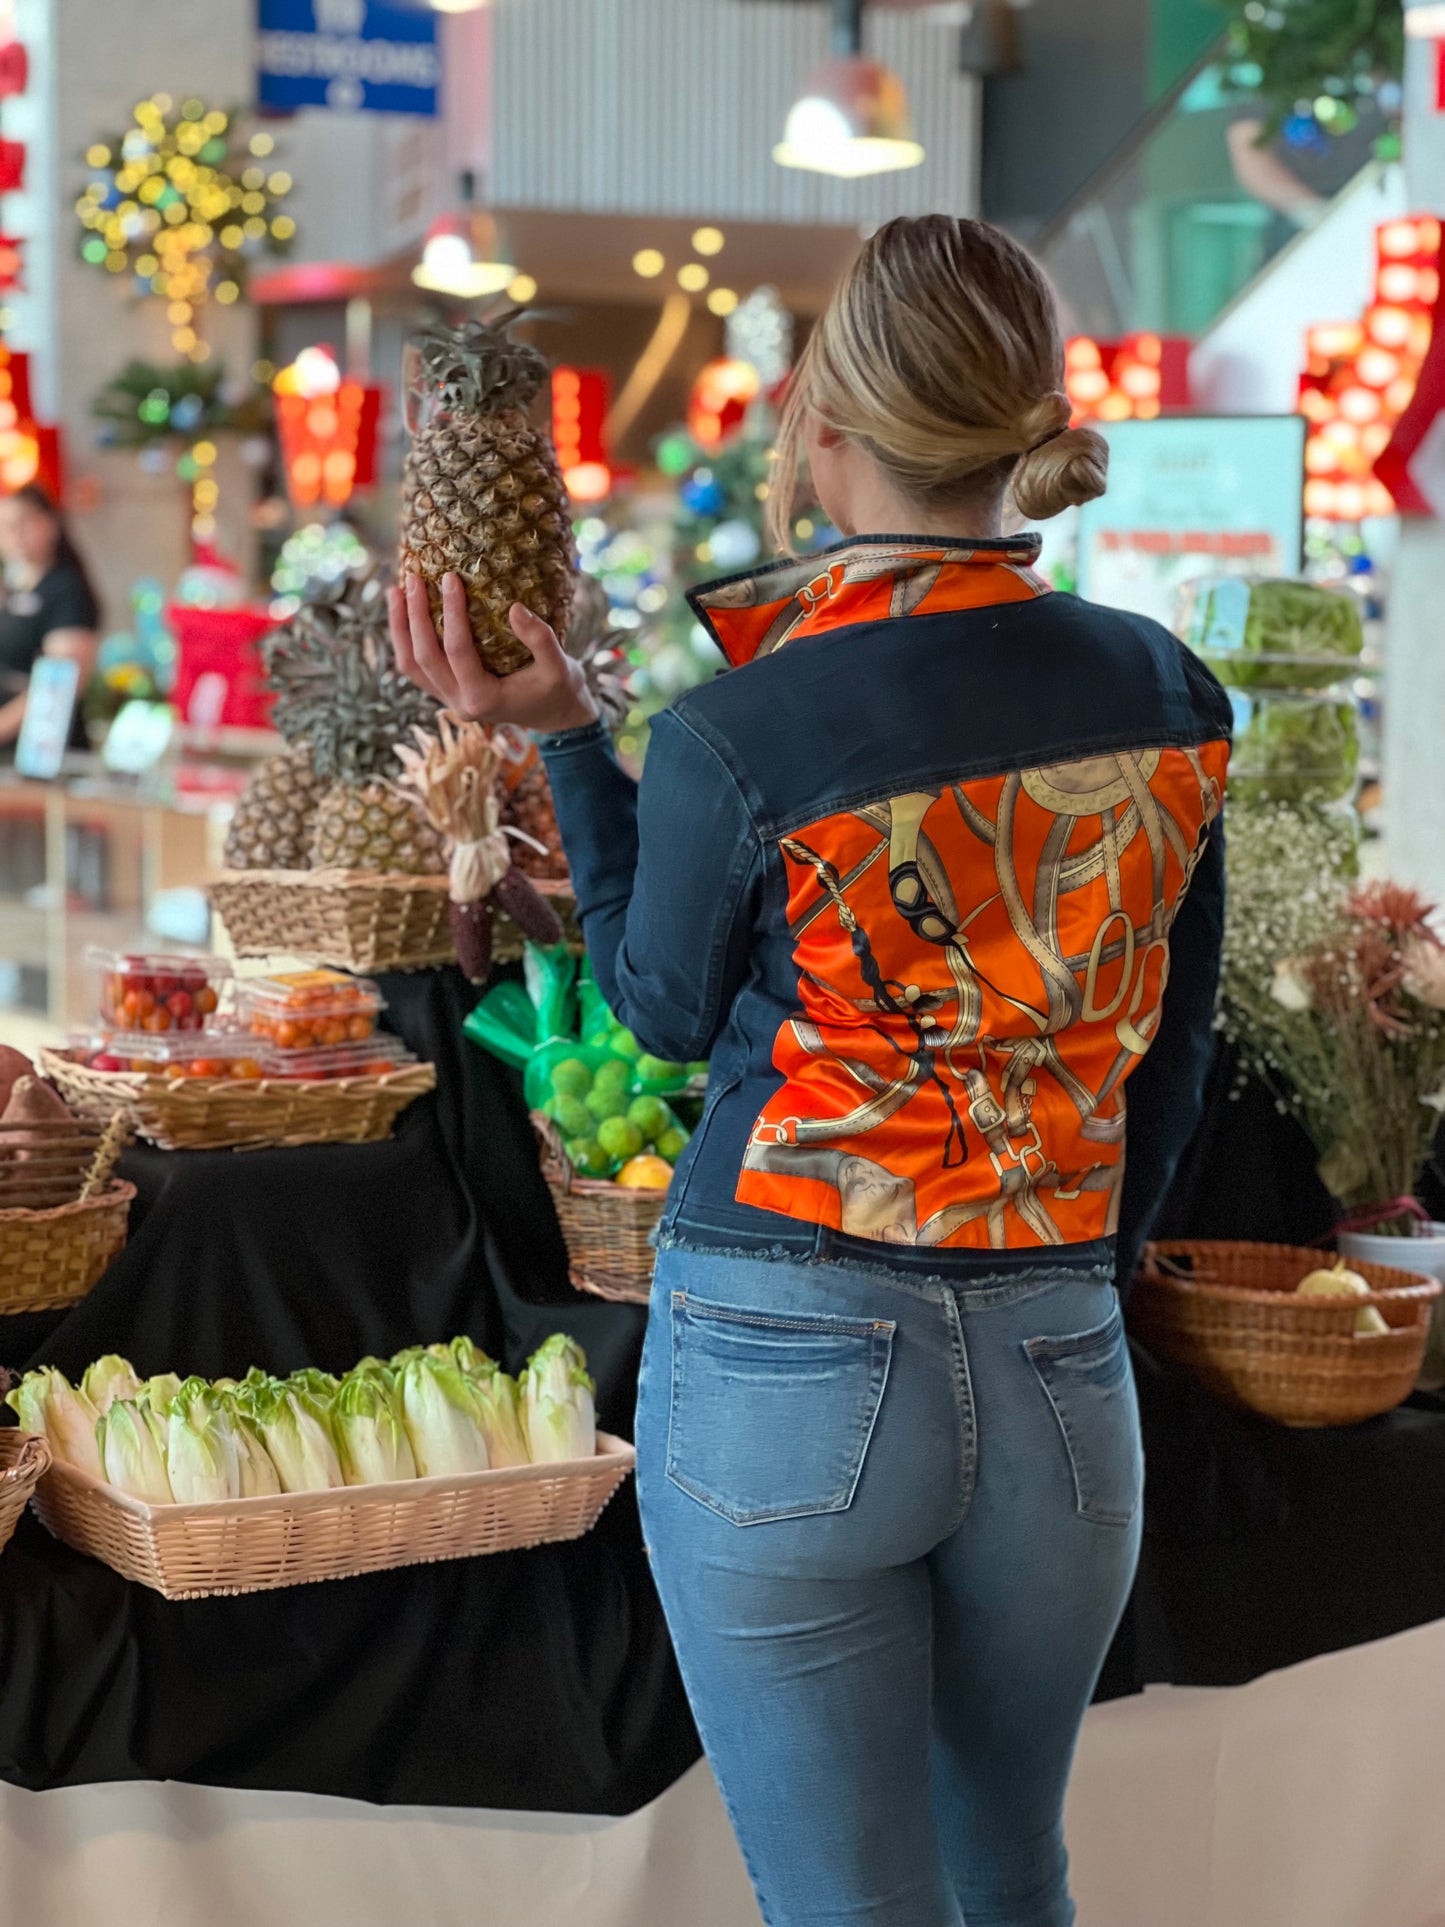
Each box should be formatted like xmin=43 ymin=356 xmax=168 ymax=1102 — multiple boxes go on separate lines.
xmin=1113 ymin=815 xmax=1225 ymax=1297
xmin=537 ymin=708 xmax=762 ymax=1063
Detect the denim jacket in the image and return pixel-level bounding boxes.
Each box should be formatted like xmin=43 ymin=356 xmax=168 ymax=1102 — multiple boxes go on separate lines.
xmin=540 ymin=534 xmax=1231 ymax=1289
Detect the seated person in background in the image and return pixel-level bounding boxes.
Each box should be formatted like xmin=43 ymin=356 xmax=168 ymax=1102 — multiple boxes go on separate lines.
xmin=0 ymin=483 xmax=100 ymax=758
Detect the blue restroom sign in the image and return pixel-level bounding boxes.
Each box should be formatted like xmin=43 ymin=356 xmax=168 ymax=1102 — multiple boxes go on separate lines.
xmin=258 ymin=0 xmax=440 ymax=117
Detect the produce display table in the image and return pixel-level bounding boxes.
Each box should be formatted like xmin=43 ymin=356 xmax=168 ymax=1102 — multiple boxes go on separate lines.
xmin=2 ymin=990 xmax=1444 ymax=1810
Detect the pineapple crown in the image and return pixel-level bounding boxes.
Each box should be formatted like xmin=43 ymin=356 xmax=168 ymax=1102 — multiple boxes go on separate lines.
xmin=407 ymin=307 xmax=548 ymax=420
xmin=263 ymin=565 xmax=441 ymax=784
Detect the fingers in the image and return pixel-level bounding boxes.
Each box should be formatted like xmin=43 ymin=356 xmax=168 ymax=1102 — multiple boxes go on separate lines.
xmin=404 ymin=572 xmax=460 ymax=710
xmin=386 ymin=586 xmax=424 ymax=689
xmin=439 ymin=571 xmax=505 ymax=718
xmin=507 ymin=602 xmax=565 ymax=667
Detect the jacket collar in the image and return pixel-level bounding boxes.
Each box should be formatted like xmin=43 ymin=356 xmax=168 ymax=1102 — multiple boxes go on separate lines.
xmin=687 ymin=532 xmax=1049 ymax=669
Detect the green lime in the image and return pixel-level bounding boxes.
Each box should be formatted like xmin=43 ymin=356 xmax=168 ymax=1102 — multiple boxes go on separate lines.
xmin=637 ymin=1053 xmax=686 ymax=1085
xmin=628 ymin=1095 xmax=672 ymax=1142
xmin=551 ymin=1058 xmax=594 ymax=1098
xmin=566 ymin=1137 xmax=611 ymax=1177
xmin=610 ymin=1028 xmax=642 ymax=1061
xmin=549 ymin=1094 xmax=593 ymax=1139
xmin=656 ymin=1128 xmax=690 ymax=1164
xmin=594 ymin=1057 xmax=632 ymax=1092
xmin=585 ymin=1084 xmax=630 ymax=1123
xmin=597 ymin=1116 xmax=645 ymax=1161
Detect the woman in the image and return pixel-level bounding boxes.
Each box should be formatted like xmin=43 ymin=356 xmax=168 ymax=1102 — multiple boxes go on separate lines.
xmin=392 ymin=216 xmax=1230 ymax=1927
xmin=0 ymin=484 xmax=101 ymax=756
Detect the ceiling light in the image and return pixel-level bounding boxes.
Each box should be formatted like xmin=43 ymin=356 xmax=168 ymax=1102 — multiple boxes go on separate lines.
xmin=430 ymin=0 xmax=489 ymax=11
xmin=507 ymin=272 xmax=538 ymax=303
xmin=678 ymin=262 xmax=710 ymax=291
xmin=412 ymin=209 xmax=515 ymax=298
xmin=707 ymin=287 xmax=739 ymax=316
xmin=692 ymin=226 xmax=725 ymax=255
xmin=632 ymin=247 xmax=665 ymax=278
xmin=774 ymin=56 xmax=925 ymax=176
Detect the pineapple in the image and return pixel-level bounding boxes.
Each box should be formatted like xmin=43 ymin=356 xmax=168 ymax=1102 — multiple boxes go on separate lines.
xmin=398 ymin=310 xmax=577 ymax=676
xmin=223 ymin=743 xmax=327 ymax=871
xmin=262 ymin=567 xmax=449 ymax=877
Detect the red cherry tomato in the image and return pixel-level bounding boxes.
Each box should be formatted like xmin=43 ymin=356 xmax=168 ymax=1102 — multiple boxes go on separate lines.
xmin=166 ymin=990 xmax=195 ymax=1020
xmin=152 ymin=974 xmax=178 ymax=998
xmin=89 ymin=1053 xmax=124 ymax=1073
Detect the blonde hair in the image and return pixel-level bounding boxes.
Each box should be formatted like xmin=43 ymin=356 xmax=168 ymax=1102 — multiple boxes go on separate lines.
xmin=769 ymin=214 xmax=1107 ymax=551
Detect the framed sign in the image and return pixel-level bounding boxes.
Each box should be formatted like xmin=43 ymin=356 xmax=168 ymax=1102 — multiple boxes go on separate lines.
xmin=1076 ymin=416 xmax=1307 ymax=628
xmin=14 ymin=655 xmax=78 ymax=778
xmin=258 ymin=0 xmax=439 ymax=117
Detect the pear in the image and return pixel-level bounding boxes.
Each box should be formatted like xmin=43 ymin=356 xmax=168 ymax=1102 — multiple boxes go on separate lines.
xmin=1295 ymin=1260 xmax=1389 ymax=1335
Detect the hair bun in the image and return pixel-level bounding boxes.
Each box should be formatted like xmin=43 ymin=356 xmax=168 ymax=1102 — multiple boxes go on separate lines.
xmin=1011 ymin=423 xmax=1109 ymax=522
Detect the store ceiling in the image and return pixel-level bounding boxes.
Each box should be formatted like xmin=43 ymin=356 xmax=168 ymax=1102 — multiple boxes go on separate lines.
xmin=253 ymin=208 xmax=866 ymax=318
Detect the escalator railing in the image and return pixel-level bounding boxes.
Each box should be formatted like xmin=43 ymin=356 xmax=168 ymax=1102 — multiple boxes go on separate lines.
xmin=1033 ymin=45 xmax=1387 ymax=342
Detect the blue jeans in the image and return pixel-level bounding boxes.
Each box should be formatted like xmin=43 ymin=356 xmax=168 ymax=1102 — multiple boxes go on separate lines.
xmin=636 ymin=1247 xmax=1144 ymax=1927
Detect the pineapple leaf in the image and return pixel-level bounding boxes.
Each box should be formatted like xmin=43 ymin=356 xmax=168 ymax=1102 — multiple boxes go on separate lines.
xmin=408 ymin=309 xmax=548 ymax=420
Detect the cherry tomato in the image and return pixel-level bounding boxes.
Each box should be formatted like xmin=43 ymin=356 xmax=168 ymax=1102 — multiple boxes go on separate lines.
xmin=232 ymin=1058 xmax=263 ymax=1080
xmin=181 ymin=968 xmax=207 ymax=992
xmin=166 ymin=990 xmax=195 ymax=1021
xmin=152 ymin=974 xmax=179 ymax=998
xmin=276 ymin=1020 xmax=304 ymax=1050
xmin=142 ymin=1009 xmax=172 ymax=1034
xmin=164 ymin=1063 xmax=188 ymax=1080
xmin=317 ymin=1018 xmax=346 ymax=1046
xmin=194 ymin=985 xmax=219 ymax=1016
xmin=347 ymin=1015 xmax=373 ymax=1042
xmin=188 ymin=1058 xmax=226 ymax=1078
xmin=89 ymin=1053 xmax=124 ymax=1073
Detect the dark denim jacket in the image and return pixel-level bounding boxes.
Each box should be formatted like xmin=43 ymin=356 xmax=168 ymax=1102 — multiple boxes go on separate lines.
xmin=540 ymin=535 xmax=1231 ymax=1288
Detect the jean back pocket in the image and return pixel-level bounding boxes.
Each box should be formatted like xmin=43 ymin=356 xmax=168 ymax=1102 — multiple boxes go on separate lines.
xmin=666 ymin=1292 xmax=894 ymax=1526
xmin=1025 ymin=1305 xmax=1142 ymax=1528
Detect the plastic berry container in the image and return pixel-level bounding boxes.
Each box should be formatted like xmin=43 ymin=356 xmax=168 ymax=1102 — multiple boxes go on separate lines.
xmin=88 ymin=949 xmax=230 ymax=1035
xmin=74 ymin=1032 xmax=267 ymax=1081
xmin=233 ymin=969 xmax=384 ymax=1051
xmin=251 ymin=1035 xmax=413 ymax=1082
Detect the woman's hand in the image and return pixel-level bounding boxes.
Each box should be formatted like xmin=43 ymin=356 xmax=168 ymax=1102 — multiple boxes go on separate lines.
xmin=387 ymin=571 xmax=600 ymax=735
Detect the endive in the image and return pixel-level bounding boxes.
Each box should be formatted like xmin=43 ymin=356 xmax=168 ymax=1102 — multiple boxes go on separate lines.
xmin=236 ymin=1378 xmax=343 ymax=1493
xmin=471 ymin=1370 xmax=530 ymax=1468
xmin=4 ymin=1367 xmax=102 ymax=1478
xmin=520 ymin=1335 xmax=596 ymax=1464
xmin=335 ymin=1371 xmax=417 ymax=1485
xmin=166 ymin=1378 xmax=242 ymax=1503
xmin=96 ymin=1397 xmax=173 ymax=1504
xmin=398 ymin=1356 xmax=489 ymax=1477
xmin=81 ymin=1355 xmax=142 ymax=1415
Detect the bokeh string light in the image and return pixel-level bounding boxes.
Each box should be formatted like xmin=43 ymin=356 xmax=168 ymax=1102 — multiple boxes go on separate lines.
xmin=75 ymin=95 xmax=295 ymax=361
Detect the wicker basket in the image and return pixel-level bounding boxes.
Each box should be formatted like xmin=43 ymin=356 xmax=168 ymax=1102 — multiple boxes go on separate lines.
xmin=32 ymin=1434 xmax=636 ymax=1599
xmin=208 ymin=868 xmax=455 ymax=973
xmin=208 ymin=868 xmax=581 ymax=974
xmin=534 ymin=1114 xmax=662 ymax=1304
xmin=1130 ymin=1239 xmax=1442 ymax=1427
xmin=0 ymin=1110 xmax=134 ymax=1313
xmin=41 ymin=1048 xmax=436 ymax=1153
xmin=0 ymin=1431 xmax=51 ymax=1558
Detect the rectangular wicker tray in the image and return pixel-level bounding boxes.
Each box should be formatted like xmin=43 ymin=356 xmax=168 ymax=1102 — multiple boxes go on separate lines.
xmin=32 ymin=1434 xmax=636 ymax=1599
xmin=40 ymin=1049 xmax=437 ymax=1152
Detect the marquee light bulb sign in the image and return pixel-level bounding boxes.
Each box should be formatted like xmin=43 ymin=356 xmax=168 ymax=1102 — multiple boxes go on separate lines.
xmin=551 ymin=365 xmax=612 ymax=502
xmin=1298 ymin=215 xmax=1442 ymax=521
xmin=1064 ymin=334 xmax=1191 ymax=423
xmin=273 ymin=346 xmax=380 ymax=510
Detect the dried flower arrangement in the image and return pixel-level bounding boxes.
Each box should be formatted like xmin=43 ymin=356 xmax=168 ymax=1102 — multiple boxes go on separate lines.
xmin=1219 ymin=806 xmax=1445 ymax=1234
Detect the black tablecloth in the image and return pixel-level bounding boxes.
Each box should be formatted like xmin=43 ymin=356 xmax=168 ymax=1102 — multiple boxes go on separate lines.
xmin=0 ymin=969 xmax=696 ymax=1811
xmin=2 ymin=988 xmax=1444 ymax=1809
